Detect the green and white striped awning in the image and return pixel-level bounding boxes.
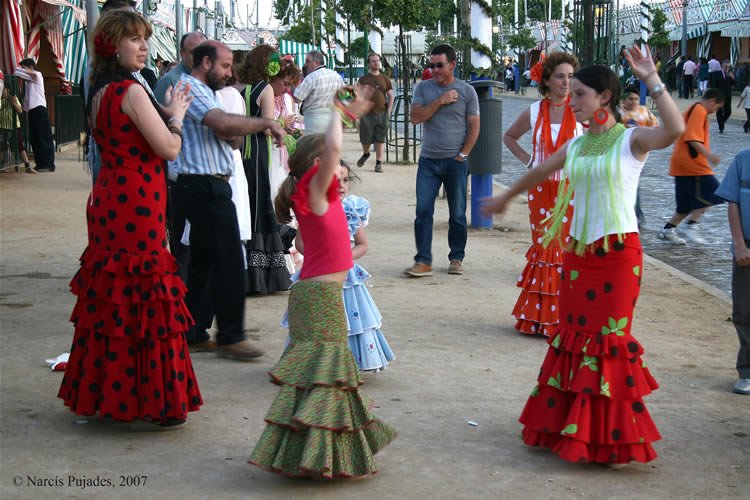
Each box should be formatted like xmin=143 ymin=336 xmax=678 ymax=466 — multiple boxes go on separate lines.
xmin=721 ymin=20 xmax=750 ymax=37
xmin=669 ymin=23 xmax=707 ymax=41
xmin=150 ymin=26 xmax=177 ymax=62
xmin=62 ymin=0 xmax=87 ymax=84
xmin=277 ymin=39 xmax=335 ymax=69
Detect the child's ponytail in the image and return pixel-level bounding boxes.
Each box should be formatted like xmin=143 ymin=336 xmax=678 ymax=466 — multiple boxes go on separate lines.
xmin=274 ymin=133 xmax=327 ymax=224
xmin=275 ymin=176 xmax=297 ymax=224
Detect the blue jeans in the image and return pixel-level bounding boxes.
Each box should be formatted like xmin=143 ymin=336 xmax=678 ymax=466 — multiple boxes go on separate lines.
xmin=414 ymin=155 xmax=468 ymax=265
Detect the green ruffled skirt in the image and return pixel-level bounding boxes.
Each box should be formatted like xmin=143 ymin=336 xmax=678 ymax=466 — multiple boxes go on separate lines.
xmin=249 ymin=281 xmax=396 ymax=478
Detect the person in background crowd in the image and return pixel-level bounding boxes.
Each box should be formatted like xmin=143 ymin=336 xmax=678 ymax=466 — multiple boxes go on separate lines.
xmin=676 ymin=56 xmax=685 ymax=99
xmin=738 ymin=81 xmax=750 ymax=133
xmin=154 ymin=32 xmax=207 ymax=104
xmin=405 ymin=44 xmax=480 ymax=278
xmin=14 ymin=58 xmax=55 ymax=173
xmin=293 ymin=50 xmax=344 ymax=134
xmin=502 ymin=51 xmax=582 ymax=336
xmin=697 ymin=57 xmax=709 ymax=96
xmin=716 ymin=60 xmax=735 ymax=133
xmin=658 ymin=89 xmax=725 ymax=245
xmin=235 ymin=45 xmax=292 ymax=294
xmin=682 ymin=56 xmax=696 ymax=100
xmin=0 ymin=83 xmax=33 ymax=173
xmin=356 ymin=53 xmax=394 ymax=173
xmin=708 ymin=53 xmax=722 ymax=88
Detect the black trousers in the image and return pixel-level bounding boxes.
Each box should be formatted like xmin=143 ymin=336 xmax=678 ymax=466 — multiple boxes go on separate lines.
xmin=682 ymin=75 xmax=694 ymax=99
xmin=27 ymin=106 xmax=55 ymax=170
xmin=166 ymin=179 xmax=191 ymax=283
xmin=717 ymin=101 xmax=732 ymax=131
xmin=744 ymin=108 xmax=750 ymax=132
xmin=174 ymin=175 xmax=245 ymax=345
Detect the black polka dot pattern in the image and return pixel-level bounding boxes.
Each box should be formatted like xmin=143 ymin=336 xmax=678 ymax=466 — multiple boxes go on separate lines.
xmin=57 ymin=81 xmax=202 ymax=423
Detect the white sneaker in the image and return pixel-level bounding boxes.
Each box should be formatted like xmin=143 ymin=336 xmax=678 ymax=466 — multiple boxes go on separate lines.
xmin=734 ymin=378 xmax=750 ymax=395
xmin=681 ymin=223 xmax=707 ymax=244
xmin=657 ymin=227 xmax=686 ymax=245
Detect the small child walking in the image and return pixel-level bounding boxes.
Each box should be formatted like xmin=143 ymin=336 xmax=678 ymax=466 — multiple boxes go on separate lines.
xmin=249 ymin=90 xmax=396 ymax=478
xmin=282 ymin=161 xmax=396 ymax=371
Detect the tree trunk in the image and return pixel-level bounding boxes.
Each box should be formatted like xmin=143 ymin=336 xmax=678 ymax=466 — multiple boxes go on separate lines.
xmin=582 ymin=0 xmax=594 ymax=65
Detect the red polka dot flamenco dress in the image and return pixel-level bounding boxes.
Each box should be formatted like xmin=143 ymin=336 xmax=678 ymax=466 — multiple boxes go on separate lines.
xmin=58 ymin=80 xmax=203 ymax=423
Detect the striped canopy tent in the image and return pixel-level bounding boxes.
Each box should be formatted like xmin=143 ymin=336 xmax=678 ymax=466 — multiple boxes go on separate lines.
xmin=1 ymin=0 xmax=25 ymax=74
xmin=62 ymin=0 xmax=87 ymax=85
xmin=278 ymin=39 xmax=334 ymax=69
xmin=24 ymin=0 xmax=85 ymax=80
xmin=149 ymin=19 xmax=178 ymax=62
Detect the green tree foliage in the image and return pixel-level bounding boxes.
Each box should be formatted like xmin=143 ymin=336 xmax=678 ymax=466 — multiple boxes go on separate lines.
xmin=275 ymin=0 xmax=336 ymax=47
xmin=507 ymin=28 xmax=536 ymax=52
xmin=649 ymin=9 xmax=670 ymax=50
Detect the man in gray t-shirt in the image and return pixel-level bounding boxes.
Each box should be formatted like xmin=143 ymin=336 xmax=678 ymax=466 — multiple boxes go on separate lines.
xmin=404 ymin=44 xmax=480 ymax=278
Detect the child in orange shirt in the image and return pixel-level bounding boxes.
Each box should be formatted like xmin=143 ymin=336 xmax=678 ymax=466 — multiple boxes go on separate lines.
xmin=657 ymin=88 xmax=726 ymax=245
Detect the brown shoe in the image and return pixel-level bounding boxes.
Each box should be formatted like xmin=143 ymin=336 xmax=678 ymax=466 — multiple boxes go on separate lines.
xmin=448 ymin=260 xmax=463 ymax=275
xmin=217 ymin=339 xmax=265 ymax=361
xmin=404 ymin=262 xmax=432 ymax=277
xmin=188 ymin=339 xmax=217 ymax=353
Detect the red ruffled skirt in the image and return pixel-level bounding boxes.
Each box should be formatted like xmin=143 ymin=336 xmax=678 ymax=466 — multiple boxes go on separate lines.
xmin=519 ymin=233 xmax=661 ymax=464
xmin=58 ymin=236 xmax=203 ymax=422
xmin=513 ymin=178 xmax=571 ymax=336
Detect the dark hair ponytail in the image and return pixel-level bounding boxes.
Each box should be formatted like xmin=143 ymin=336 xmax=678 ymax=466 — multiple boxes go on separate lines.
xmin=574 ymin=65 xmax=622 ymax=123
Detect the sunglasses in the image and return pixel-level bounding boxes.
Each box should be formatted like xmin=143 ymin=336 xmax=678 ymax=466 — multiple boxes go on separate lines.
xmin=429 ymin=62 xmax=450 ymax=69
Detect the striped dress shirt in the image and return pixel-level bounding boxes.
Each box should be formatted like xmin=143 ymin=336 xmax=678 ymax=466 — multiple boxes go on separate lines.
xmin=169 ymin=74 xmax=233 ymax=179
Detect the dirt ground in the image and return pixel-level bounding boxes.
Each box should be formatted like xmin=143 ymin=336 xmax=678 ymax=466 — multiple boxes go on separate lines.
xmin=1 ymin=133 xmax=748 ymax=499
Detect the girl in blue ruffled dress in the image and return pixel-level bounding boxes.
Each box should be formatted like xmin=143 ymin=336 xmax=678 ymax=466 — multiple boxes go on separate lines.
xmin=283 ymin=162 xmax=395 ymax=371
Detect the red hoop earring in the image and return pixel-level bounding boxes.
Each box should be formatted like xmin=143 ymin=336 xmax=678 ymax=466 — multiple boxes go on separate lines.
xmin=593 ymin=108 xmax=609 ymax=125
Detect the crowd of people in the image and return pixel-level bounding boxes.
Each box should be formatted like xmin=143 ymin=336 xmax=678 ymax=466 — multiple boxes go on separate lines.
xmin=26 ymin=0 xmax=746 ymax=483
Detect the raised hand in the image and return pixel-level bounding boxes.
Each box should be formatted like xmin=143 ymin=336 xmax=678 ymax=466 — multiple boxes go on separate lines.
xmin=623 ymin=44 xmax=657 ymax=82
xmin=480 ymin=192 xmax=512 ymax=218
xmin=165 ymin=81 xmax=192 ymax=122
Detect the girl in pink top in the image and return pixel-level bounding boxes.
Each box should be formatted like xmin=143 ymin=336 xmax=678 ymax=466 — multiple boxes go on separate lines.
xmin=249 ymin=90 xmax=396 ymax=479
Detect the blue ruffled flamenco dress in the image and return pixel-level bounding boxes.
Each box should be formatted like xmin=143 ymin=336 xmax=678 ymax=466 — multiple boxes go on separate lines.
xmin=282 ymin=195 xmax=395 ymax=372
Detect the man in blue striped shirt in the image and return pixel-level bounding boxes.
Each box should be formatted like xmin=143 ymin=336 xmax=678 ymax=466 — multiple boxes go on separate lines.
xmin=173 ymin=41 xmax=285 ymax=361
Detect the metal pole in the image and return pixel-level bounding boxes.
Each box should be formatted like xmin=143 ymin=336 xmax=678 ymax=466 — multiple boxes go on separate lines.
xmin=176 ymin=1 xmax=183 ymax=61
xmin=85 ymin=0 xmax=99 ymax=51
xmin=311 ymin=0 xmax=315 ymax=46
xmin=680 ymin=0 xmax=688 ymax=57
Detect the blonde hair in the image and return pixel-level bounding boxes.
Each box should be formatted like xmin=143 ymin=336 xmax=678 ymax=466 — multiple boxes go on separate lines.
xmin=274 ymin=134 xmax=326 ymax=224
xmin=90 ymin=11 xmax=153 ymax=82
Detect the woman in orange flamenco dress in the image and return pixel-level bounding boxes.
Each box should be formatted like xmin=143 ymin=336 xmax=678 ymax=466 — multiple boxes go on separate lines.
xmin=502 ymin=52 xmax=582 ymax=336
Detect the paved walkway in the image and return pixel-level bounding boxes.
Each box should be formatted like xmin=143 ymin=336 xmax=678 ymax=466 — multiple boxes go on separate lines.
xmin=0 ymin=133 xmax=748 ymax=499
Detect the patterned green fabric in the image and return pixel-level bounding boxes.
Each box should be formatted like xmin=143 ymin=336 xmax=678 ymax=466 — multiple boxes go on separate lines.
xmin=250 ymin=281 xmax=396 ymax=478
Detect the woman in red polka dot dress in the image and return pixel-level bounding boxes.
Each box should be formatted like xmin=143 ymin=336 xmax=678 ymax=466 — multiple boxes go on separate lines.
xmin=484 ymin=46 xmax=685 ymax=465
xmin=503 ymin=52 xmax=582 ymax=336
xmin=58 ymin=11 xmax=202 ymax=428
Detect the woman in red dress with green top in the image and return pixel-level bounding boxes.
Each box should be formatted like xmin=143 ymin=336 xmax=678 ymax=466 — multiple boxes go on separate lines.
xmin=503 ymin=52 xmax=581 ymax=336
xmin=58 ymin=10 xmax=202 ymax=428
xmin=484 ymin=45 xmax=685 ymax=465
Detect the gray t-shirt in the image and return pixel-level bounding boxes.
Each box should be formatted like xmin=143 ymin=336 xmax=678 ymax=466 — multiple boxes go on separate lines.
xmin=413 ymin=78 xmax=479 ymax=159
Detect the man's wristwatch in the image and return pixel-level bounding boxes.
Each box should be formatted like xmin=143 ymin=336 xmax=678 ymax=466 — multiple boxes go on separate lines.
xmin=458 ymin=152 xmax=468 ymax=161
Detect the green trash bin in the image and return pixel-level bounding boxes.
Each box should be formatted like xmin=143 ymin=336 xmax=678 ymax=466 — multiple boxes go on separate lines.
xmin=468 ymin=80 xmax=503 ymax=176
xmin=468 ymin=80 xmax=503 ymax=228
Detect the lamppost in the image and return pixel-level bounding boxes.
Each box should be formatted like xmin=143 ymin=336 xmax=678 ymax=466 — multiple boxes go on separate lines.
xmin=680 ymin=0 xmax=688 ymax=57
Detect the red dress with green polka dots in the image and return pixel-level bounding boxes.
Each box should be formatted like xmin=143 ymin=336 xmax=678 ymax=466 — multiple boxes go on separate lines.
xmin=57 ymin=80 xmax=203 ymax=423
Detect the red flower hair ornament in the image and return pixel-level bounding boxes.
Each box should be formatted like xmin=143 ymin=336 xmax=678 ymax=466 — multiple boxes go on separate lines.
xmin=94 ymin=33 xmax=118 ymax=59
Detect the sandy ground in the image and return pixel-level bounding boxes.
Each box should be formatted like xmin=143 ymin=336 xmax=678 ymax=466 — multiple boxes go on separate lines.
xmin=1 ymin=132 xmax=748 ymax=499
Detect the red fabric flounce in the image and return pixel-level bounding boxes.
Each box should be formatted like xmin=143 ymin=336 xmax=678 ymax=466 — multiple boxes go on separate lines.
xmin=69 ymin=247 xmax=193 ymax=339
xmin=290 ymin=165 xmax=338 ymax=216
xmin=513 ymin=245 xmax=564 ymax=336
